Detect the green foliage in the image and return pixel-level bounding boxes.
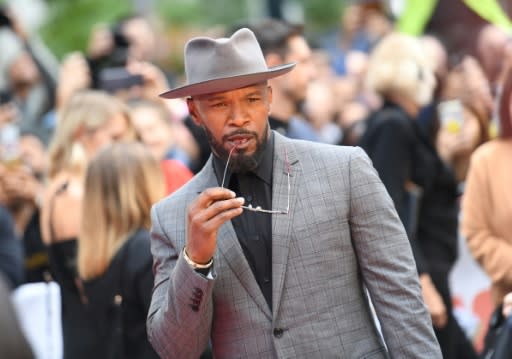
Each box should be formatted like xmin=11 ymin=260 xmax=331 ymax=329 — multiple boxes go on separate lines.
xmin=156 ymin=0 xmax=251 ymax=29
xmin=40 ymin=0 xmax=345 ymax=60
xmin=303 ymin=0 xmax=342 ymax=34
xmin=40 ymin=0 xmax=131 ymax=59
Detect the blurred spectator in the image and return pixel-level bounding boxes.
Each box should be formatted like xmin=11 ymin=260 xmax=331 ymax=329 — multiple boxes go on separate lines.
xmin=76 ymin=142 xmax=163 ymax=358
xmin=303 ymin=80 xmax=342 ymax=144
xmin=0 ymin=89 xmax=48 ymax=283
xmin=437 ymin=56 xmax=492 ymax=184
xmin=40 ymin=90 xmax=136 ymax=358
xmin=461 ymin=64 xmax=512 ymax=312
xmin=131 ymin=99 xmax=192 ymax=166
xmin=359 ymin=32 xmax=477 ymax=359
xmin=331 ymin=76 xmax=372 ymax=145
xmin=130 ymin=99 xmax=194 ymax=194
xmin=0 ymin=273 xmax=34 ymax=359
xmin=325 ymin=3 xmax=391 ymax=76
xmin=480 ymin=292 xmax=512 ymax=358
xmin=0 ymin=204 xmax=24 ymax=288
xmin=0 ymin=5 xmax=59 ymax=145
xmin=244 ymin=18 xmax=319 ymax=141
xmin=117 ymin=15 xmax=159 ymax=64
xmin=476 ymin=24 xmax=510 ymax=94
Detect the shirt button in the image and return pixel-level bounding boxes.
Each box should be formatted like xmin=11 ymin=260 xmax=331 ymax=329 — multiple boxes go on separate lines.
xmin=273 ymin=328 xmax=284 ymax=338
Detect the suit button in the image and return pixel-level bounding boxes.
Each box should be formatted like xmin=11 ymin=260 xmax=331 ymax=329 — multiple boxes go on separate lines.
xmin=273 ymin=328 xmax=284 ymax=338
xmin=190 ymin=304 xmax=199 ymax=312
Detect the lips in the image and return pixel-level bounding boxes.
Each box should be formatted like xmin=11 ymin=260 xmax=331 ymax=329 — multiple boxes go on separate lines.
xmin=226 ymin=134 xmax=254 ymax=149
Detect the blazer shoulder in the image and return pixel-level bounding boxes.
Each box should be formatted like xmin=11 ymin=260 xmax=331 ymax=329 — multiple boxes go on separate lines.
xmin=291 ymin=138 xmax=363 ymax=162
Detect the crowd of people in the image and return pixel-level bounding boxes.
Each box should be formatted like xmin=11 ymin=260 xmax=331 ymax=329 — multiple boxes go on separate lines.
xmin=0 ymin=1 xmax=511 ymax=358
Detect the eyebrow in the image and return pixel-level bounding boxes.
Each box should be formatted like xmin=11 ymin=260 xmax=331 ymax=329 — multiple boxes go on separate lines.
xmin=204 ymin=95 xmax=226 ymax=102
xmin=203 ymin=89 xmax=264 ymax=102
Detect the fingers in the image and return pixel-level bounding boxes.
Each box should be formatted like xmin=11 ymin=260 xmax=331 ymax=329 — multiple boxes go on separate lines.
xmin=185 ymin=187 xmax=244 ymax=263
xmin=189 ymin=187 xmax=244 ymax=226
xmin=431 ymin=307 xmax=448 ymax=329
xmin=420 ymin=274 xmax=448 ymax=329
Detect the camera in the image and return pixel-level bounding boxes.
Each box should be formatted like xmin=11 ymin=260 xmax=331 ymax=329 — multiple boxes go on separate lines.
xmin=0 ymin=6 xmax=12 ymax=28
xmin=0 ymin=90 xmax=12 ymax=106
xmin=88 ymin=24 xmax=143 ymax=92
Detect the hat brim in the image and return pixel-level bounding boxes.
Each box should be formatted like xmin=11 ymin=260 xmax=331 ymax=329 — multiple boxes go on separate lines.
xmin=160 ymin=62 xmax=295 ymax=99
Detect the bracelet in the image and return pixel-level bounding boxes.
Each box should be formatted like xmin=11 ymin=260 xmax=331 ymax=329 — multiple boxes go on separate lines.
xmin=183 ymin=248 xmax=213 ymax=269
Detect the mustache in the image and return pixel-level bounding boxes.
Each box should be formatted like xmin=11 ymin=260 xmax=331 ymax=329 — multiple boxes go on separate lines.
xmin=222 ymin=129 xmax=258 ymax=141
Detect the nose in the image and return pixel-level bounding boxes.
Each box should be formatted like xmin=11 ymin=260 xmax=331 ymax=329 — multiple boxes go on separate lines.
xmin=227 ymin=101 xmax=249 ymax=127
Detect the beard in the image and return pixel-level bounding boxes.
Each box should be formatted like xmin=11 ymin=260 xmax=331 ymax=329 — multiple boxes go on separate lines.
xmin=203 ymin=123 xmax=269 ymax=174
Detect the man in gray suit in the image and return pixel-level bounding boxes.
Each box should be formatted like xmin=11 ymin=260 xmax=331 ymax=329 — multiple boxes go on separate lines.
xmin=147 ymin=27 xmax=442 ymax=358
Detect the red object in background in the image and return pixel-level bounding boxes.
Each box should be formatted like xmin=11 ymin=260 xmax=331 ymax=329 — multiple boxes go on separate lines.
xmin=160 ymin=159 xmax=193 ymax=195
xmin=452 ymin=289 xmax=493 ymax=353
xmin=473 ymin=290 xmax=494 ymax=353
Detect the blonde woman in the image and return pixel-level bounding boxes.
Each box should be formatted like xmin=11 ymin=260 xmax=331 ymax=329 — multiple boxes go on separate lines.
xmin=39 ymin=90 xmax=136 ymax=358
xmin=76 ymin=142 xmax=164 ymax=359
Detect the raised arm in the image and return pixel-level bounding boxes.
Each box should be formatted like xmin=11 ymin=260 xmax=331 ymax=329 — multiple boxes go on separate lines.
xmin=147 ymin=188 xmax=243 ymax=358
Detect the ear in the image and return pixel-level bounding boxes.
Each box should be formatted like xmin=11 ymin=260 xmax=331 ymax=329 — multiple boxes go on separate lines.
xmin=187 ymin=98 xmax=202 ymax=126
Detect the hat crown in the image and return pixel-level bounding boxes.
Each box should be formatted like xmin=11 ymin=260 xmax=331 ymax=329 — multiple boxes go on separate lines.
xmin=159 ymin=27 xmax=294 ymax=98
xmin=184 ymin=28 xmax=269 ymax=85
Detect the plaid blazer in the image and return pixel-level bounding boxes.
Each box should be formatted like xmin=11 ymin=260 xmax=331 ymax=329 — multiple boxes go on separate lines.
xmin=147 ymin=132 xmax=442 ymax=359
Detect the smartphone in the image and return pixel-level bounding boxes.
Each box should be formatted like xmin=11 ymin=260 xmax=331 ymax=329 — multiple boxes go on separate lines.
xmin=0 ymin=123 xmax=21 ymax=168
xmin=98 ymin=67 xmax=144 ymax=93
xmin=0 ymin=7 xmax=12 ymax=28
xmin=437 ymin=99 xmax=464 ymax=134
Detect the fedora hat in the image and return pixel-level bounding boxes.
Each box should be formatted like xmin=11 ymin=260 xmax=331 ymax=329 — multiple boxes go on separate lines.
xmin=160 ymin=28 xmax=295 ymax=99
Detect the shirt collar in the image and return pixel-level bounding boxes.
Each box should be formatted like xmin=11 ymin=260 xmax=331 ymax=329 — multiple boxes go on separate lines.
xmin=213 ymin=131 xmax=274 ymax=187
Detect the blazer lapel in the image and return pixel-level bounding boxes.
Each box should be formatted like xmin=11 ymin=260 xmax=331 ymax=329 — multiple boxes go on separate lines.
xmin=271 ymin=133 xmax=300 ymax=320
xmin=199 ymin=158 xmax=272 ymax=319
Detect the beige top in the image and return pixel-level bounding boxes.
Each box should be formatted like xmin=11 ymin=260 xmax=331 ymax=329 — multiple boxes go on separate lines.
xmin=461 ymin=139 xmax=512 ymax=306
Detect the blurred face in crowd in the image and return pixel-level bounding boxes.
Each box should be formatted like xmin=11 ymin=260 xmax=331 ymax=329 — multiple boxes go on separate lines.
xmin=131 ymin=105 xmax=174 ymax=160
xmin=79 ymin=113 xmax=131 ymax=157
xmin=188 ymin=82 xmax=272 ymax=173
xmin=274 ymin=35 xmax=316 ymax=104
xmin=123 ymin=17 xmax=157 ymax=62
xmin=8 ymin=52 xmax=40 ymax=90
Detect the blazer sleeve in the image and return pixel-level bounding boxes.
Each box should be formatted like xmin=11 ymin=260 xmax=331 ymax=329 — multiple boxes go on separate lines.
xmin=461 ymin=150 xmax=512 ymax=287
xmin=348 ymin=147 xmax=442 ymax=358
xmin=146 ymin=204 xmax=215 ymax=359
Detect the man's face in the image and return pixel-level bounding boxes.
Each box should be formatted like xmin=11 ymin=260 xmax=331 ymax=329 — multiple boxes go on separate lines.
xmin=276 ymin=35 xmax=316 ymax=104
xmin=188 ymin=83 xmax=272 ymax=173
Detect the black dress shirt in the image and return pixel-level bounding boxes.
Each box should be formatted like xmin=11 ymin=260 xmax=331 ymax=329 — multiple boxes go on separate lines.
xmin=212 ymin=133 xmax=274 ymax=309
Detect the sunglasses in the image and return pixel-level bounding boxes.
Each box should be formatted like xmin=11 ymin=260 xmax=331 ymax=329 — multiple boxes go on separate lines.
xmin=221 ymin=146 xmax=290 ymax=215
